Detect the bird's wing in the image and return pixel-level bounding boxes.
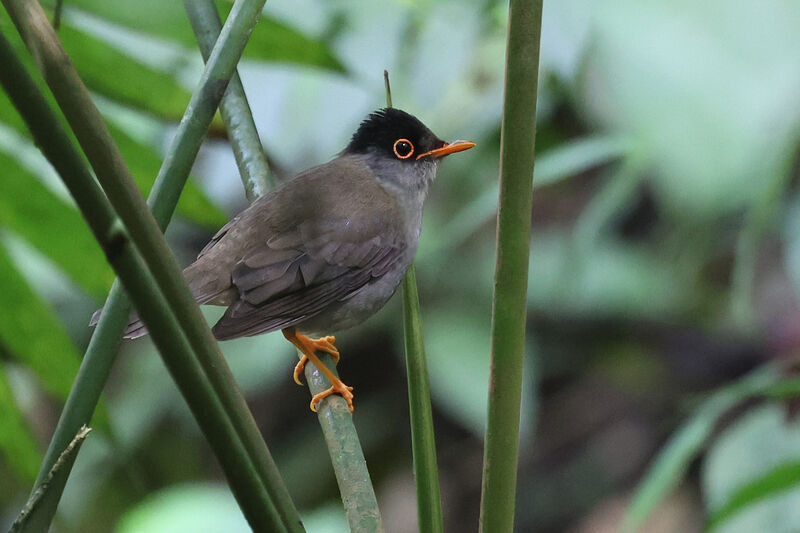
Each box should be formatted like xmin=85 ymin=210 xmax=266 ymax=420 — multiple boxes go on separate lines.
xmin=207 ymin=156 xmax=408 ymax=339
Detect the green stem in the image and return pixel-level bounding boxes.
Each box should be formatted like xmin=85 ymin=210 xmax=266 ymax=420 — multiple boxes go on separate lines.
xmin=33 ymin=279 xmax=127 ymax=489
xmin=0 ymin=30 xmax=280 ymax=530
xmin=385 ymin=68 xmax=443 ymax=533
xmin=182 ymin=1 xmax=301 ymax=530
xmin=402 ymin=267 xmax=444 ymax=533
xmin=304 ymin=355 xmax=384 ymax=533
xmin=3 ymin=0 xmax=301 ymax=529
xmin=479 ymin=1 xmax=543 ymax=532
xmin=184 ymin=0 xmax=273 ymax=198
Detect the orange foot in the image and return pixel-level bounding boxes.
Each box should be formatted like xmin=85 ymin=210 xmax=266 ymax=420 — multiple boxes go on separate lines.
xmin=288 ymin=334 xmax=339 ymax=385
xmin=310 ymin=381 xmax=354 ymax=413
xmin=282 ymin=327 xmax=354 ymax=413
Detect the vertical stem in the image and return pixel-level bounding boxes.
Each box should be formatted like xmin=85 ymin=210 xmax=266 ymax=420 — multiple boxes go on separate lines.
xmin=479 ymin=1 xmax=543 ymax=532
xmin=402 ymin=268 xmax=444 ymax=533
xmin=385 ymin=70 xmax=444 ymax=533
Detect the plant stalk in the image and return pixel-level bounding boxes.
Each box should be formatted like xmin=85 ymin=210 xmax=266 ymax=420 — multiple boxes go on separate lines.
xmin=2 ymin=0 xmax=302 ymax=529
xmin=0 ymin=29 xmax=280 ymax=530
xmin=386 ymin=69 xmax=444 ymax=533
xmin=402 ymin=267 xmax=444 ymax=533
xmin=183 ymin=0 xmax=273 ymax=198
xmin=304 ymin=356 xmax=384 ymax=533
xmin=479 ymin=0 xmax=543 ymax=532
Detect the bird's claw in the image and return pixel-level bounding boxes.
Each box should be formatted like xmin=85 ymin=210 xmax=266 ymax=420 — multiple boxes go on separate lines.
xmin=310 ymin=382 xmax=355 ymax=413
xmin=291 ymin=335 xmax=340 ymax=386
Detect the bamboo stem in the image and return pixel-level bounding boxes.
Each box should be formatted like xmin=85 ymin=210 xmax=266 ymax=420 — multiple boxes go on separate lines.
xmin=304 ymin=356 xmax=384 ymax=533
xmin=479 ymin=0 xmax=544 ymax=531
xmin=0 ymin=30 xmax=280 ymax=530
xmin=183 ymin=1 xmax=301 ymax=530
xmin=1 ymin=0 xmax=302 ymax=529
xmin=183 ymin=0 xmax=273 ymax=199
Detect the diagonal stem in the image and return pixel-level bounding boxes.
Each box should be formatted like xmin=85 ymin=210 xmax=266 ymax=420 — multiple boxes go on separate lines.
xmin=1 ymin=0 xmax=301 ymax=529
xmin=184 ymin=0 xmax=273 ymax=199
xmin=0 ymin=29 xmax=279 ymax=530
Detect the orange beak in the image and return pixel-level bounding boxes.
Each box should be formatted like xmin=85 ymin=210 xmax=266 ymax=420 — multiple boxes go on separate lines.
xmin=416 ymin=140 xmax=476 ymax=160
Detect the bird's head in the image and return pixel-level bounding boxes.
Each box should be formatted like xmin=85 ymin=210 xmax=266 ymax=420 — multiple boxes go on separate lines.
xmin=343 ymin=108 xmax=475 ymax=197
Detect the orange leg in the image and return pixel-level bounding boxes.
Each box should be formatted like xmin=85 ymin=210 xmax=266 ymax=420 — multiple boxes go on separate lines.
xmin=282 ymin=328 xmax=353 ymax=412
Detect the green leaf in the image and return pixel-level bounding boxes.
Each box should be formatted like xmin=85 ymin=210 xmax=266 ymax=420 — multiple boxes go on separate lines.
xmin=0 ymin=244 xmax=81 ymax=399
xmin=420 ymin=135 xmax=631 ymax=263
xmin=708 ymin=461 xmax=800 ymax=531
xmin=56 ymin=22 xmax=200 ymax=123
xmin=703 ymin=403 xmax=800 ymax=533
xmin=117 ymin=483 xmax=251 ymax=533
xmin=620 ymin=366 xmax=779 ymax=533
xmin=0 ymin=150 xmax=113 ymax=299
xmin=535 ymin=135 xmax=632 ymax=186
xmin=0 ymin=94 xmax=226 ymax=231
xmin=41 ymin=0 xmax=345 ymax=72
xmin=0 ymin=366 xmax=41 ymax=482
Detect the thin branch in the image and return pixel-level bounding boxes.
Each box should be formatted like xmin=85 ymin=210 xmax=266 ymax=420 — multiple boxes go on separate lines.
xmin=184 ymin=1 xmax=301 ymax=530
xmin=479 ymin=0 xmax=544 ymax=531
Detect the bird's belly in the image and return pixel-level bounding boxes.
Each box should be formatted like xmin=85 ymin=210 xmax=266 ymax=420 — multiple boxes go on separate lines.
xmin=296 ymin=258 xmax=411 ymax=336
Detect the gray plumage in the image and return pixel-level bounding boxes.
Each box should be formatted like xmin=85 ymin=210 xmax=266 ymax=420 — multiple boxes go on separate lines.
xmin=90 ymin=108 xmax=472 ymax=342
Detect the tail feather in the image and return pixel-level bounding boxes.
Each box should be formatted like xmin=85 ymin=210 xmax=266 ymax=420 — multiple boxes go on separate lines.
xmin=89 ymin=306 xmax=149 ymax=339
xmin=88 ymin=260 xmax=235 ymax=340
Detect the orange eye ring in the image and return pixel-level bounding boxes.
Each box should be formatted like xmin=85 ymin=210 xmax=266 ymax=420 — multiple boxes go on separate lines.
xmin=393 ymin=138 xmax=415 ymax=159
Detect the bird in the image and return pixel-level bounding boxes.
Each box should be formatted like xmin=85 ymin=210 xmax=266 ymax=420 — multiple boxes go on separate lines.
xmin=92 ymin=108 xmax=474 ymax=412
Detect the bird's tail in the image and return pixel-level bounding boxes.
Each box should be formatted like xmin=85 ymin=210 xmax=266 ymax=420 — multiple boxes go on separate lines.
xmin=88 ymin=307 xmax=149 ymax=339
xmin=87 ymin=261 xmax=234 ymax=340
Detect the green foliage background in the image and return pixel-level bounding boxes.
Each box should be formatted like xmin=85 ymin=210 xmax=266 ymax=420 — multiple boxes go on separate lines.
xmin=2 ymin=0 xmax=800 ymax=531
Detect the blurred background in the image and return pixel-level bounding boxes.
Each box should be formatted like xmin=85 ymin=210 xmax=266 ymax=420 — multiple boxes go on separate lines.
xmin=2 ymin=0 xmax=800 ymax=531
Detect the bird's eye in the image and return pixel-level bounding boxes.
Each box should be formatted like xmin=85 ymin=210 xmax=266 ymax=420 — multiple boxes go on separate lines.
xmin=393 ymin=138 xmax=414 ymax=159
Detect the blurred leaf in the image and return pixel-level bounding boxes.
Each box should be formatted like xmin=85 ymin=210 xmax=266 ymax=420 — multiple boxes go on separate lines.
xmin=116 ymin=483 xmax=251 ymax=533
xmin=0 ymin=9 xmax=201 ymax=125
xmin=703 ymin=404 xmax=800 ymax=533
xmin=0 ymin=244 xmax=80 ymax=399
xmin=424 ymin=307 xmax=534 ymax=437
xmin=528 ymin=233 xmax=694 ymax=319
xmin=0 ymin=150 xmax=113 ymax=299
xmin=0 ymin=94 xmax=227 ymax=232
xmin=0 ymin=366 xmax=41 ymax=482
xmin=708 ymin=461 xmax=800 ymax=531
xmin=535 ymin=135 xmax=632 ymax=186
xmin=579 ymin=0 xmax=800 ymax=216
xmin=106 ymin=121 xmax=228 ymax=230
xmin=56 ymin=23 xmax=198 ymax=123
xmin=421 ymin=135 xmax=631 ymax=263
xmin=621 ymin=366 xmax=779 ymax=533
xmin=41 ymin=0 xmax=345 ymax=72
